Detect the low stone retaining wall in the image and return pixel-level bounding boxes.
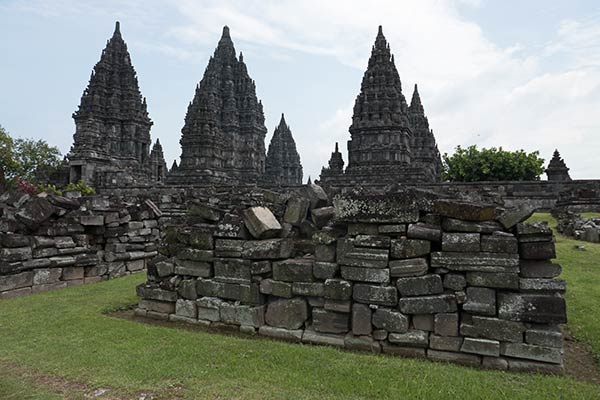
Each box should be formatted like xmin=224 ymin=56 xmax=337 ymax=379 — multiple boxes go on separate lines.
xmin=136 ymin=186 xmax=566 ymax=372
xmin=0 ymin=191 xmax=161 ymax=298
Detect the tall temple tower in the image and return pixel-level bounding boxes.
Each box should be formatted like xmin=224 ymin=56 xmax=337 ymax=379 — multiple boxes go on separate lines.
xmin=68 ymin=22 xmax=161 ymax=186
xmin=319 ymin=26 xmax=442 ymax=186
xmin=546 ymin=149 xmax=571 ymax=181
xmin=169 ymin=26 xmax=267 ymax=184
xmin=149 ymin=139 xmax=168 ymax=183
xmin=264 ymin=114 xmax=303 ymax=185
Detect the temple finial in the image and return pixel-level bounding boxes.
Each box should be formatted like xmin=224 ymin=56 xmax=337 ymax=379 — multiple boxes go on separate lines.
xmin=335 ymin=142 xmax=339 ymax=152
xmin=222 ymin=25 xmax=230 ymax=38
xmin=307 ymin=176 xmax=312 ymax=185
xmin=114 ymin=21 xmax=121 ymax=35
xmin=239 ymin=51 xmax=244 ymax=62
xmin=378 ymin=25 xmax=383 ymax=35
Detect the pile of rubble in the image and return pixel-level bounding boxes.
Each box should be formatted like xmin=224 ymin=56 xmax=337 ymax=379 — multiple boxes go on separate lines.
xmin=0 ymin=190 xmax=161 ymax=298
xmin=136 ymin=184 xmax=566 ymax=372
xmin=555 ymin=210 xmax=600 ymax=243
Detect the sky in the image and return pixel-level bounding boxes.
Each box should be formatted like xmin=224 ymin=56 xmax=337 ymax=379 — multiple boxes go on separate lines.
xmin=1 ymin=0 xmax=600 ymax=180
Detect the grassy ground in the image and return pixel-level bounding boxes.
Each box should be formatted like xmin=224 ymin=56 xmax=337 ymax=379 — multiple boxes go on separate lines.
xmin=0 ymin=215 xmax=599 ymax=399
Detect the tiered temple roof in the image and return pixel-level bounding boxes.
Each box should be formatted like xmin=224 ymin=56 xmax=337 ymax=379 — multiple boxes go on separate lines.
xmin=68 ymin=21 xmax=155 ymax=186
xmin=149 ymin=139 xmax=167 ymax=183
xmin=546 ymin=149 xmax=571 ymax=181
xmin=319 ymin=26 xmax=442 ymax=186
xmin=264 ymin=114 xmax=303 ymax=185
xmin=169 ymin=26 xmax=267 ymax=184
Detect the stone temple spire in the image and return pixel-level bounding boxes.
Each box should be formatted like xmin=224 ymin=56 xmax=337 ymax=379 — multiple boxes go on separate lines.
xmin=264 ymin=113 xmax=303 ymax=185
xmin=345 ymin=25 xmax=412 ymax=176
xmin=68 ymin=21 xmax=153 ymax=186
xmin=149 ymin=139 xmax=167 ymax=183
xmin=409 ymin=84 xmax=442 ymax=181
xmin=170 ymin=26 xmax=267 ymax=184
xmin=321 ymin=142 xmax=345 ymax=178
xmin=546 ymin=149 xmax=571 ymax=181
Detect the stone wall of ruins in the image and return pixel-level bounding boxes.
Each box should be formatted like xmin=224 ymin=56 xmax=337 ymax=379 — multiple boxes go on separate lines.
xmin=0 ymin=191 xmax=161 ymax=298
xmin=135 ymin=185 xmax=567 ymax=372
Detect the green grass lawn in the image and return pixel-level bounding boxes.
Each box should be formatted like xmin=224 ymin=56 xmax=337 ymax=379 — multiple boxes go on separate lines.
xmin=0 ymin=214 xmax=600 ymax=399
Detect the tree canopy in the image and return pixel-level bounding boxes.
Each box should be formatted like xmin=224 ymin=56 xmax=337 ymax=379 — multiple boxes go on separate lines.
xmin=442 ymin=145 xmax=545 ymax=182
xmin=0 ymin=125 xmax=63 ymax=186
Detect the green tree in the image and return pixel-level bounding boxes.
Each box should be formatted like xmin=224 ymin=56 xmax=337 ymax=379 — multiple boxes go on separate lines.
xmin=442 ymin=145 xmax=545 ymax=182
xmin=0 ymin=125 xmax=63 ymax=185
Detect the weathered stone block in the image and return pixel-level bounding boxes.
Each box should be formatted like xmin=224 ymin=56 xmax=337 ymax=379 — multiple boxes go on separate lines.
xmin=481 ymin=233 xmax=518 ymax=254
xmin=434 ymin=313 xmax=459 ymax=336
xmin=139 ymin=299 xmax=175 ymax=314
xmin=388 ymin=330 xmax=429 ymax=347
xmin=461 ymin=337 xmax=500 ymax=357
xmin=242 ymin=239 xmax=293 ymax=259
xmin=466 ymin=272 xmax=519 ymax=289
xmin=519 ymin=242 xmax=556 ymax=260
xmin=507 ymin=359 xmax=563 ymax=374
xmin=390 ymin=239 xmax=430 ymax=259
xmin=0 ymin=270 xmax=33 ymax=292
xmin=398 ymin=294 xmax=457 ymax=314
xmin=500 ymin=342 xmax=562 ymax=364
xmin=61 ymin=266 xmax=84 ymax=281
xmin=460 ymin=316 xmax=525 ymax=342
xmin=311 ymin=206 xmax=335 ymax=228
xmin=313 ymin=262 xmax=338 ymax=280
xmin=33 ymin=268 xmax=62 ymax=285
xmin=352 ymin=284 xmax=398 ymax=306
xmin=315 ymin=244 xmax=336 ymax=262
xmin=389 ymin=258 xmax=428 ymax=278
xmin=344 ymin=334 xmax=381 ymax=353
xmin=178 ymin=279 xmax=198 ymax=300
xmin=378 ymin=224 xmax=406 ymax=234
xmin=372 ymin=308 xmax=409 ymax=333
xmin=340 ymin=266 xmax=389 ymax=283
xmin=214 ymin=239 xmax=244 ymax=257
xmin=80 ymin=215 xmax=104 ymax=226
xmin=196 ymin=297 xmax=223 ymax=321
xmin=520 ymin=260 xmax=562 ymax=278
xmin=312 ymin=308 xmax=350 ymax=334
xmin=220 ymin=303 xmax=265 ymax=327
xmin=265 ymin=297 xmax=308 ymax=329
xmin=443 ymin=273 xmax=466 ymax=290
xmin=324 ymin=299 xmax=351 ymax=313
xmin=526 ymin=329 xmax=562 ymax=348
xmin=283 ymin=197 xmax=310 ymax=225
xmin=196 ymin=280 xmax=263 ymax=305
xmin=497 ymin=206 xmax=536 ymax=229
xmin=396 ymin=274 xmax=443 ymax=297
xmin=433 ymin=199 xmax=496 ymax=222
xmin=16 ymin=198 xmax=58 ymax=227
xmin=0 ymin=247 xmax=32 ymax=262
xmin=463 ymin=287 xmax=496 ymax=316
xmin=250 ymin=261 xmax=271 ymax=275
xmin=352 ymin=303 xmax=372 ymax=335
xmin=214 ymin=258 xmax=252 ymax=284
xmin=348 ymin=223 xmax=379 ymax=236
xmin=442 ymin=218 xmax=503 ymax=233
xmin=214 ymin=213 xmax=246 ymax=239
xmin=353 ymin=235 xmax=391 ymax=249
xmin=177 ymin=248 xmax=214 ymax=262
xmin=427 ymin=349 xmax=481 ymax=366
xmin=498 ymin=293 xmax=566 ymax=324
xmin=324 ymin=279 xmax=352 ymax=300
xmin=302 ymin=329 xmax=344 ymax=347
xmin=258 ymin=326 xmax=303 ymax=342
xmin=430 ymin=335 xmax=463 ymax=352
xmin=333 ymin=193 xmax=420 ymax=224
xmin=188 ymin=204 xmax=222 ymax=222
xmin=136 ymin=284 xmax=177 ymax=302
xmin=292 ymin=282 xmax=324 ymax=297
xmin=174 ymin=260 xmax=212 ymax=277
xmin=272 ymin=259 xmax=314 ymax=282
xmin=407 ymin=223 xmax=441 ymax=242
xmin=259 ymin=279 xmax=293 ymax=298
xmin=1 ymin=234 xmax=30 ymax=248
xmin=243 ymin=207 xmax=282 ymax=239
xmin=519 ymin=278 xmax=566 ymax=292
xmin=337 ymin=239 xmax=389 ymax=268
xmin=155 ymin=260 xmax=174 ymax=278
xmin=176 ymin=299 xmax=197 ymax=319
xmin=441 ymin=233 xmax=480 ymax=252
xmin=412 ymin=314 xmax=434 ymax=331
xmin=431 ymin=252 xmax=519 ymax=272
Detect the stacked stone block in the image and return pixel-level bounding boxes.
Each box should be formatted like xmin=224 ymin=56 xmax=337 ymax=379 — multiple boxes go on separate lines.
xmin=136 ymin=186 xmax=566 ymax=372
xmin=0 ymin=191 xmax=160 ymax=298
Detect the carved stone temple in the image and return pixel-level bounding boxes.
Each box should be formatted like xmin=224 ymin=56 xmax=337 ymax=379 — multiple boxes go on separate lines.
xmin=67 ymin=22 xmax=164 ymax=186
xmin=319 ymin=26 xmax=442 ymax=187
xmin=263 ymin=114 xmax=303 ymax=185
xmin=546 ymin=149 xmax=571 ymax=181
xmin=167 ymin=26 xmax=269 ymax=185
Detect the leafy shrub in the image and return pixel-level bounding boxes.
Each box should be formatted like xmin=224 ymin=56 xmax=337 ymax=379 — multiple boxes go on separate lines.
xmin=65 ymin=180 xmax=96 ymax=196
